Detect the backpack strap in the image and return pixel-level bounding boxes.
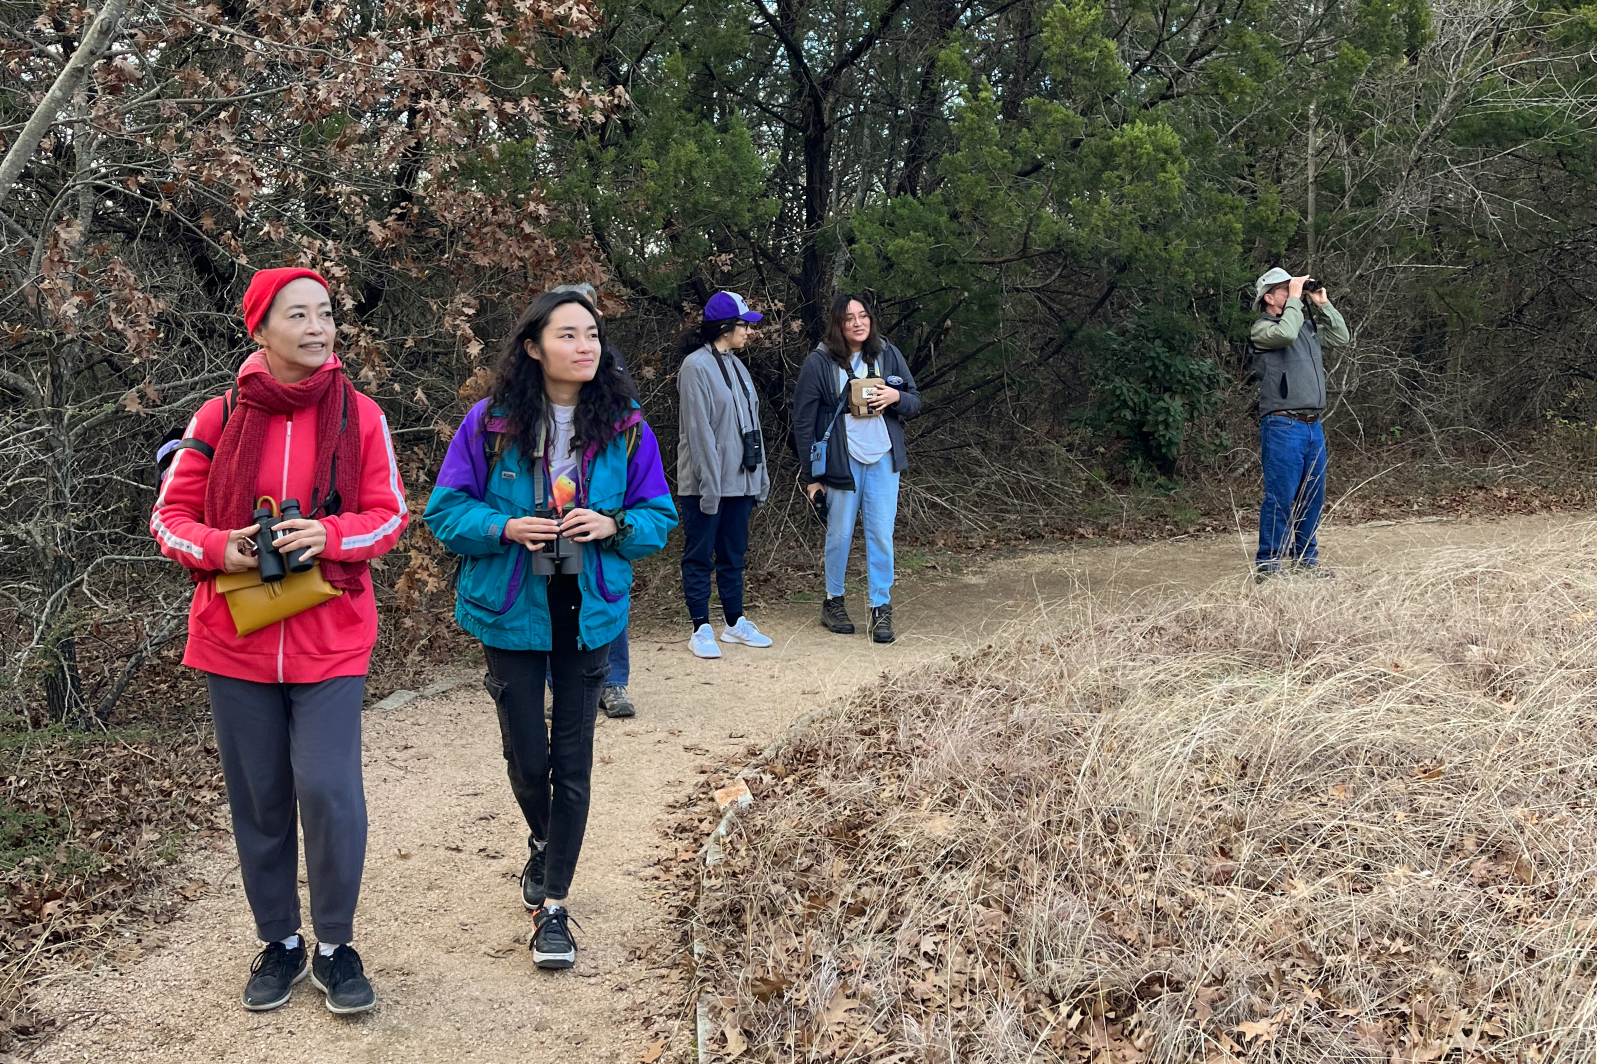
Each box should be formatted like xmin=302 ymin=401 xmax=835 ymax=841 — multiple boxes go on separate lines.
xmin=160 ymin=387 xmax=236 ymax=470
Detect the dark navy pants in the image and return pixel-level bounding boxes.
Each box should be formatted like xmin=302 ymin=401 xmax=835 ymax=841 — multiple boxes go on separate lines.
xmin=1256 ymin=415 xmax=1328 ymax=570
xmin=206 ymin=673 xmax=367 ymax=944
xmin=606 ymin=627 xmax=629 ymax=686
xmin=679 ymin=495 xmax=756 ymax=626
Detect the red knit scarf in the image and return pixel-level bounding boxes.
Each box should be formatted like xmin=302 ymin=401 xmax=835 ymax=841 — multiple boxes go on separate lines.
xmin=202 ymin=362 xmax=366 ymax=591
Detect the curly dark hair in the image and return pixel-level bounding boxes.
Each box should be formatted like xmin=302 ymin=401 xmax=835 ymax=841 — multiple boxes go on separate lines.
xmin=821 ymin=292 xmax=883 ymax=373
xmin=487 ymin=291 xmax=636 ymax=462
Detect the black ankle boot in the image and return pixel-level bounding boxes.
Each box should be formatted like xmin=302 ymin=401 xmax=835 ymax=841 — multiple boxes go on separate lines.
xmin=870 ymin=604 xmax=895 ymax=643
xmin=821 ymin=595 xmax=855 ymax=634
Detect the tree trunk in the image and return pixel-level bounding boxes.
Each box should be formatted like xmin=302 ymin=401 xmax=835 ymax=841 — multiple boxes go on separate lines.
xmin=0 ymin=0 xmax=129 ymax=210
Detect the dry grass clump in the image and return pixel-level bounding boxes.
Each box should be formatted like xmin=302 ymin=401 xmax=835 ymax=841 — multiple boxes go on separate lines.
xmin=695 ymin=525 xmax=1597 ymax=1062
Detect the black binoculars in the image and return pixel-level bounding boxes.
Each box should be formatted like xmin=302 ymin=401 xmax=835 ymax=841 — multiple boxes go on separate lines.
xmin=1302 ymin=278 xmax=1324 ymax=293
xmin=251 ymin=499 xmax=315 ymax=583
xmin=740 ymin=428 xmax=764 ymax=472
xmin=529 ymin=508 xmax=583 ymax=576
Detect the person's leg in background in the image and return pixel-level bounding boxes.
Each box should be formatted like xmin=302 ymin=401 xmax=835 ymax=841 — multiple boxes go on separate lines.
xmin=1290 ymin=420 xmax=1330 ymax=569
xmin=679 ymin=498 xmax=723 ymax=658
xmin=600 ymin=627 xmax=634 ymax=718
xmin=855 ymin=455 xmax=901 ymax=642
xmin=714 ymin=496 xmax=771 ymax=647
xmin=1256 ymin=415 xmax=1307 ymax=575
xmin=822 ymin=480 xmax=862 ymax=633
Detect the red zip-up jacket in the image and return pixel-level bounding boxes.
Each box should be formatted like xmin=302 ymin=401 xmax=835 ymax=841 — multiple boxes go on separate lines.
xmin=151 ymin=352 xmax=409 ymax=683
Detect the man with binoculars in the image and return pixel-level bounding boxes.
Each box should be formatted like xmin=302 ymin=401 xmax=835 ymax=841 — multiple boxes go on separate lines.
xmin=1249 ymin=266 xmax=1352 ymax=579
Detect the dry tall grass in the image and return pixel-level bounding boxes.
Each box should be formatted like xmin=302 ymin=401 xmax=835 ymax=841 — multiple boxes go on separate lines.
xmin=694 ymin=524 xmax=1597 ymax=1062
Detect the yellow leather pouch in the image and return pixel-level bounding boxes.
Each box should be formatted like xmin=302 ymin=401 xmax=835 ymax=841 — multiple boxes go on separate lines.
xmin=215 ymin=564 xmax=343 ymax=637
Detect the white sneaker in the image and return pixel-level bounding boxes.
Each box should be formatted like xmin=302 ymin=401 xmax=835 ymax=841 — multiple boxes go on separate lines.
xmin=721 ymin=617 xmax=773 ymax=648
xmin=689 ymin=623 xmax=723 ymax=659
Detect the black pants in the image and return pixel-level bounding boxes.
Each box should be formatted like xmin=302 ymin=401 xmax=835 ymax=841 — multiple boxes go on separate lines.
xmin=481 ymin=575 xmax=610 ymax=901
xmin=679 ymin=494 xmax=756 ymax=626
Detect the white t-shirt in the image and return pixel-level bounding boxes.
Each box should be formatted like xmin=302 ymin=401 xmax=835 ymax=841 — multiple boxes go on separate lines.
xmin=841 ymin=355 xmax=892 ymax=465
xmin=546 ymin=403 xmax=579 ymax=507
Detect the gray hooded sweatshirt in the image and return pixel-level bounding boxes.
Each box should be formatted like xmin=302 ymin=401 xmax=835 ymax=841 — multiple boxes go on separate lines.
xmin=676 ymin=344 xmax=770 ymax=515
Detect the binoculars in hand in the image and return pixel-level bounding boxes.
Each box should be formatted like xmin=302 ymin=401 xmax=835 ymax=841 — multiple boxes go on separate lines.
xmin=251 ymin=498 xmax=315 ymax=583
xmin=529 ymin=508 xmax=583 ymax=576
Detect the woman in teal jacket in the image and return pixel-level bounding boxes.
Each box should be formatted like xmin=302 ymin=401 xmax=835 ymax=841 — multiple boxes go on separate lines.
xmin=424 ymin=291 xmax=676 ymax=971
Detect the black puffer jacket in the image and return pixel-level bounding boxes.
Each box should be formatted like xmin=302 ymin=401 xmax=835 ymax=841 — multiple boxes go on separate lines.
xmin=792 ymin=341 xmax=922 ymax=490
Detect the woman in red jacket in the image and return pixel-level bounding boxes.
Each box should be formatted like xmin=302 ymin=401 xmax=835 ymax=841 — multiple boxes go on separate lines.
xmin=151 ymin=268 xmax=408 ymax=1015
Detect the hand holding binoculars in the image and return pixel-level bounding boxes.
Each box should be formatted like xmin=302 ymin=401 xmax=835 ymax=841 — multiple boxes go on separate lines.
xmin=250 ymin=498 xmax=315 ymax=583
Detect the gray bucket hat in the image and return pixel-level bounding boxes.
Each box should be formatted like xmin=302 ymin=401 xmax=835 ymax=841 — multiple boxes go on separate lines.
xmin=1252 ymin=267 xmax=1293 ymax=309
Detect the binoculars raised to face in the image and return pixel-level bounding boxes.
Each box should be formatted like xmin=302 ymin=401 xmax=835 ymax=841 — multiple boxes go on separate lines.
xmin=529 ymin=508 xmax=583 ymax=576
xmin=1302 ymin=278 xmax=1324 ymax=293
xmin=251 ymin=498 xmax=315 ymax=583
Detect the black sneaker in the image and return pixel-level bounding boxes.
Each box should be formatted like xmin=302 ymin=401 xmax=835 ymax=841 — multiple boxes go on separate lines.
xmin=869 ymin=604 xmax=895 ymax=643
xmin=821 ymin=595 xmax=855 ymax=634
xmin=521 ymin=847 xmax=547 ymax=910
xmin=530 ymin=905 xmax=580 ymax=970
xmin=242 ymin=937 xmax=308 ymax=1011
xmin=600 ymin=684 xmax=636 ymax=719
xmin=309 ymin=944 xmax=375 ymax=1014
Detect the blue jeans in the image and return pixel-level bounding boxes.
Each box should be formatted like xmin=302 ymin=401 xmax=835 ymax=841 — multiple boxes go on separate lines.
xmin=1257 ymin=415 xmax=1328 ymax=569
xmin=606 ymin=627 xmax=629 ymax=687
xmin=679 ymin=495 xmax=755 ymax=626
xmin=825 ymin=455 xmax=900 ymax=607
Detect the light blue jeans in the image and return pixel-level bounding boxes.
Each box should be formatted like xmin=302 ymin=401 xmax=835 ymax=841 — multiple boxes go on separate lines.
xmin=825 ymin=455 xmax=900 ymax=607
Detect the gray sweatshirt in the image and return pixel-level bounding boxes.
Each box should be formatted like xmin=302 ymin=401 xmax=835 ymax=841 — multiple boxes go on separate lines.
xmin=1250 ymin=296 xmax=1351 ymax=415
xmin=676 ymin=344 xmax=770 ymax=515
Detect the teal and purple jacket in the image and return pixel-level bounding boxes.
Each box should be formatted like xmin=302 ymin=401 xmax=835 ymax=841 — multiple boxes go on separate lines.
xmin=423 ymin=398 xmax=676 ymax=651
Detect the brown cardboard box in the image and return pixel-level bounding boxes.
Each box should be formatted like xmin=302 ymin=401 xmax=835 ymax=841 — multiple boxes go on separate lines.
xmin=848 ymin=377 xmax=885 ymax=417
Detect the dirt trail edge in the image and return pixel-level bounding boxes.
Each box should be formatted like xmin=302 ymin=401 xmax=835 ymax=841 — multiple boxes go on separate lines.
xmin=24 ymin=514 xmax=1588 ymax=1064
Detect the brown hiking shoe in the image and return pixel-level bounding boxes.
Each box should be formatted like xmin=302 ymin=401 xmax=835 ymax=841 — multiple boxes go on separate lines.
xmin=821 ymin=595 xmax=855 ymax=634
xmin=870 ymin=604 xmax=895 ymax=643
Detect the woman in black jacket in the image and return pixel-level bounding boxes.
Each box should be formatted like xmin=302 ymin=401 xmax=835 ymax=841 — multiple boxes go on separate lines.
xmin=792 ymin=293 xmax=921 ymax=642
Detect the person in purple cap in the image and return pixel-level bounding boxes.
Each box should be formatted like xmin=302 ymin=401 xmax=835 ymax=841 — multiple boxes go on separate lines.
xmin=423 ymin=290 xmax=677 ymax=970
xmin=676 ymin=291 xmax=772 ymax=659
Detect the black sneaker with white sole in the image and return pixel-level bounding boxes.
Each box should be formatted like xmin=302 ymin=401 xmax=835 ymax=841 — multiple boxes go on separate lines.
xmin=530 ymin=905 xmax=580 ymax=970
xmin=521 ymin=847 xmax=547 ymax=910
xmin=242 ymin=937 xmax=308 ymax=1011
xmin=310 ymin=943 xmax=375 ymax=1014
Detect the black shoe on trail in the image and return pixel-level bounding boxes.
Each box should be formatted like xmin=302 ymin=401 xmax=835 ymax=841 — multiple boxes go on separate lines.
xmin=821 ymin=595 xmax=855 ymax=634
xmin=521 ymin=848 xmax=547 ymax=910
xmin=600 ymin=683 xmax=636 ymax=719
xmin=242 ymin=937 xmax=308 ymax=1011
xmin=310 ymin=944 xmax=376 ymax=1014
xmin=531 ymin=906 xmax=580 ymax=970
xmin=870 ymin=604 xmax=895 ymax=644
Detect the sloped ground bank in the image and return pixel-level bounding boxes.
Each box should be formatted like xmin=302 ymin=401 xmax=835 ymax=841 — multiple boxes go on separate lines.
xmin=692 ymin=525 xmax=1597 ymax=1062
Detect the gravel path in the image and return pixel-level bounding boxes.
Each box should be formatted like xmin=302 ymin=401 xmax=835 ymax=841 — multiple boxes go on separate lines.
xmin=22 ymin=514 xmax=1584 ymax=1063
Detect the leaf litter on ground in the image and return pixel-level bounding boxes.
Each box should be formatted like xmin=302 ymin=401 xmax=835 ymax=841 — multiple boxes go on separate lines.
xmin=675 ymin=522 xmax=1597 ymax=1063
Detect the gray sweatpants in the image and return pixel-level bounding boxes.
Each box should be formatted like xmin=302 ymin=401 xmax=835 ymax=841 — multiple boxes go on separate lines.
xmin=206 ymin=673 xmax=367 ymax=944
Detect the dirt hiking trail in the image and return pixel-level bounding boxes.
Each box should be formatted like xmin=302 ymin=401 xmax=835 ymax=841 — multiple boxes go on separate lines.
xmin=24 ymin=513 xmax=1590 ymax=1064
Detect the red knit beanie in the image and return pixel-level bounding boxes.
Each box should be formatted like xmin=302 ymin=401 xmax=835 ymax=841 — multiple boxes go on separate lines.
xmin=242 ymin=267 xmax=330 ymax=338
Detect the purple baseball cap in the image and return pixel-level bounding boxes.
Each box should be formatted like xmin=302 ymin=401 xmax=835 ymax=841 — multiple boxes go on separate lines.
xmin=703 ymin=291 xmax=763 ymax=323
